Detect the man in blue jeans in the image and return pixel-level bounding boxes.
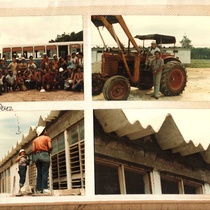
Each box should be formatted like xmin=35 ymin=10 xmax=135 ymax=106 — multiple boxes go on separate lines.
xmin=32 ymin=126 xmax=52 ymax=194
xmin=150 ymin=51 xmax=164 ymax=99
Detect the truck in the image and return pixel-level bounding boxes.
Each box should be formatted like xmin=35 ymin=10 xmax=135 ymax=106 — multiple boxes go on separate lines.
xmin=92 ymin=15 xmax=187 ymax=100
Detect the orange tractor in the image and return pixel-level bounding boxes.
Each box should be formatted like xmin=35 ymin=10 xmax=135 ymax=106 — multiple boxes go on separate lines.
xmin=92 ymin=15 xmax=187 ymax=100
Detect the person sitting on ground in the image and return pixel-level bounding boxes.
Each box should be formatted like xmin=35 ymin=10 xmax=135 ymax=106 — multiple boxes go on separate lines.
xmin=17 ymin=57 xmax=28 ymax=75
xmin=0 ymin=69 xmax=4 ymax=95
xmin=43 ymin=68 xmax=57 ymax=91
xmin=54 ymin=67 xmax=66 ymax=90
xmin=6 ymin=70 xmax=16 ymax=91
xmin=64 ymin=63 xmax=75 ymax=91
xmin=23 ymin=69 xmax=32 ymax=90
xmin=30 ymin=68 xmax=38 ymax=89
xmin=16 ymin=71 xmax=26 ymax=91
xmin=77 ymin=52 xmax=84 ymax=71
xmin=58 ymin=56 xmax=67 ymax=71
xmin=36 ymin=69 xmax=43 ymax=91
xmin=3 ymin=69 xmax=9 ymax=92
xmin=72 ymin=66 xmax=83 ymax=92
xmin=7 ymin=56 xmax=18 ymax=76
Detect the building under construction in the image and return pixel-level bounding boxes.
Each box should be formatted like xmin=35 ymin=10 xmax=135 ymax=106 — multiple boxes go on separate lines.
xmin=0 ymin=110 xmax=84 ymax=196
xmin=94 ymin=109 xmax=210 ymax=195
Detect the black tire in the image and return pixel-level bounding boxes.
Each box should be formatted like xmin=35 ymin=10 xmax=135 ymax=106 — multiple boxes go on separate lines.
xmin=92 ymin=73 xmax=104 ymax=95
xmin=103 ymin=76 xmax=130 ymax=100
xmin=160 ymin=61 xmax=187 ymax=96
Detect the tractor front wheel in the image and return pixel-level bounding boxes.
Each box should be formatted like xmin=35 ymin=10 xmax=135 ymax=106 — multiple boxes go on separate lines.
xmin=103 ymin=76 xmax=130 ymax=100
xmin=160 ymin=61 xmax=187 ymax=96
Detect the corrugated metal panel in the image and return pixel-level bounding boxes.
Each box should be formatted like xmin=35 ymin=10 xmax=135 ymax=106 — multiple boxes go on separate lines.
xmin=94 ymin=109 xmax=210 ymax=164
xmin=0 ymin=111 xmax=60 ymax=165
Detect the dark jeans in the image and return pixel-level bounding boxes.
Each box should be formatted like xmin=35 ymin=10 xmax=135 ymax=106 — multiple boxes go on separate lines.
xmin=34 ymin=151 xmax=50 ymax=191
xmin=74 ymin=81 xmax=83 ymax=92
xmin=18 ymin=165 xmax=27 ymax=187
xmin=0 ymin=84 xmax=2 ymax=94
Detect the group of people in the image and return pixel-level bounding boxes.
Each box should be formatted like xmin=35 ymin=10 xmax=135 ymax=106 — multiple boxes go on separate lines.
xmin=16 ymin=126 xmax=52 ymax=195
xmin=0 ymin=52 xmax=84 ymax=95
xmin=145 ymin=41 xmax=164 ymax=100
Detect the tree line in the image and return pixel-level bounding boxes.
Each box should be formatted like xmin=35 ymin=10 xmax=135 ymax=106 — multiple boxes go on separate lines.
xmin=180 ymin=35 xmax=210 ymax=59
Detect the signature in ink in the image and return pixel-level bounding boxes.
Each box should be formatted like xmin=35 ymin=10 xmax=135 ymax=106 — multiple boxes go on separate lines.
xmin=0 ymin=104 xmax=13 ymax=111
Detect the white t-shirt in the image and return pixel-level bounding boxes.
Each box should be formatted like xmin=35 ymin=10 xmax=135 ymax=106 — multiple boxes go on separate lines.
xmin=150 ymin=47 xmax=160 ymax=56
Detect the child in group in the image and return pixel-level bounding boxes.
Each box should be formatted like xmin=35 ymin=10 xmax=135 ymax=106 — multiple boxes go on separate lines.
xmin=15 ymin=149 xmax=28 ymax=195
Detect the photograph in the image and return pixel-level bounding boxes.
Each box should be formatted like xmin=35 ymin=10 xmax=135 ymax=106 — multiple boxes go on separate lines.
xmin=0 ymin=110 xmax=85 ymax=199
xmin=0 ymin=15 xmax=84 ymax=102
xmin=94 ymin=109 xmax=210 ymax=194
xmin=91 ymin=15 xmax=210 ymax=101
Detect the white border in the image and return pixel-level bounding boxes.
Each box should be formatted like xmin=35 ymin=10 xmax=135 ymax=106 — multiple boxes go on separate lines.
xmin=1 ymin=0 xmax=210 ymax=207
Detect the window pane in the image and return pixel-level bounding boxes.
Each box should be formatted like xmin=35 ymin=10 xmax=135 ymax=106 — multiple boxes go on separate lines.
xmin=70 ymin=127 xmax=78 ymax=145
xmin=79 ymin=121 xmax=84 ymax=140
xmin=58 ymin=134 xmax=65 ymax=151
xmin=125 ymin=170 xmax=145 ymax=194
xmin=184 ymin=183 xmax=197 ymax=194
xmin=52 ymin=139 xmax=57 ymax=155
xmin=95 ymin=163 xmax=120 ymax=194
xmin=161 ymin=178 xmax=179 ymax=194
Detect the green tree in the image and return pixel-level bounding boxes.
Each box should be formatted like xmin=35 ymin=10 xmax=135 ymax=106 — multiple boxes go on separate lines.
xmin=49 ymin=31 xmax=83 ymax=43
xmin=180 ymin=35 xmax=192 ymax=48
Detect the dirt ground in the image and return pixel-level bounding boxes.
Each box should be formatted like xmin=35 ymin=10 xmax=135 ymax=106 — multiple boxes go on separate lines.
xmin=0 ymin=89 xmax=84 ymax=102
xmin=92 ymin=64 xmax=210 ymax=101
xmin=1 ymin=66 xmax=209 ymax=102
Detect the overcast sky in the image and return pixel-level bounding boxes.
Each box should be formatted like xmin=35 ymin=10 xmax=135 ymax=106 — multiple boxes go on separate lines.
xmin=0 ymin=14 xmax=208 ymax=50
xmin=0 ymin=15 xmax=82 ymax=48
xmin=91 ymin=15 xmax=209 ymax=48
xmin=124 ymin=109 xmax=210 ymax=149
xmin=0 ymin=110 xmax=50 ymax=159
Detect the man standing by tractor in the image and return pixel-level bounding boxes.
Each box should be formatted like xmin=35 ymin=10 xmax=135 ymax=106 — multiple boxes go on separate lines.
xmin=150 ymin=51 xmax=164 ymax=99
xmin=145 ymin=41 xmax=161 ymax=67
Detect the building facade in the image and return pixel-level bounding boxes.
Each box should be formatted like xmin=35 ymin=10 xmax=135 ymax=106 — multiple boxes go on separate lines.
xmin=0 ymin=110 xmax=84 ymax=195
xmin=94 ymin=109 xmax=210 ymax=195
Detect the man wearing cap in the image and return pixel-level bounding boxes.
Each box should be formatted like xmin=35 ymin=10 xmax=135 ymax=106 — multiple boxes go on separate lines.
xmin=150 ymin=51 xmax=164 ymax=99
xmin=51 ymin=54 xmax=59 ymax=71
xmin=145 ymin=41 xmax=161 ymax=67
xmin=40 ymin=53 xmax=47 ymax=70
xmin=15 ymin=149 xmax=28 ymax=195
xmin=17 ymin=57 xmax=27 ymax=75
xmin=32 ymin=126 xmax=52 ymax=194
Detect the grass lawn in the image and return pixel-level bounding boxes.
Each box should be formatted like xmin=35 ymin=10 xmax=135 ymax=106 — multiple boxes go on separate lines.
xmin=190 ymin=59 xmax=210 ymax=68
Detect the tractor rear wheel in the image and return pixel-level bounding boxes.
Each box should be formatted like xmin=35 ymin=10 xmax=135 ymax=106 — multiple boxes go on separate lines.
xmin=160 ymin=61 xmax=187 ymax=96
xmin=103 ymin=76 xmax=130 ymax=100
xmin=92 ymin=73 xmax=104 ymax=95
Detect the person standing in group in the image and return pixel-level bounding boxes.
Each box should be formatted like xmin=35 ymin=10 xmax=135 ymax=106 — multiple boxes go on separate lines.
xmin=15 ymin=149 xmax=28 ymax=195
xmin=32 ymin=126 xmax=52 ymax=194
xmin=7 ymin=56 xmax=18 ymax=76
xmin=150 ymin=51 xmax=164 ymax=99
